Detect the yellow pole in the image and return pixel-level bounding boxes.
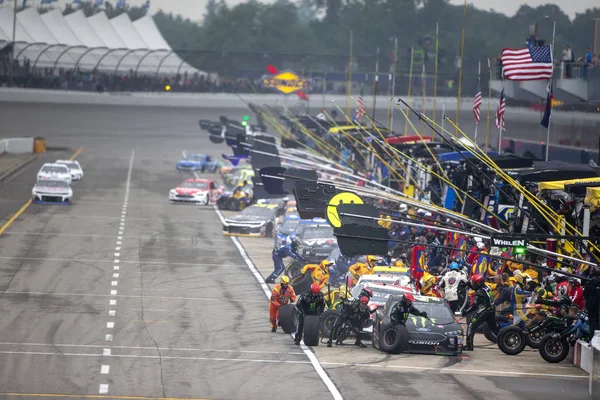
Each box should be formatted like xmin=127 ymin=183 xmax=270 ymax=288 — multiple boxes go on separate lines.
xmin=433 ymin=21 xmax=439 ymax=128
xmin=404 ymin=47 xmax=414 ymax=135
xmin=455 ymin=0 xmax=467 ymax=134
xmin=346 ymin=30 xmax=353 ymax=117
xmin=421 ymin=64 xmax=426 ymax=134
xmin=485 ymin=58 xmax=492 ymax=150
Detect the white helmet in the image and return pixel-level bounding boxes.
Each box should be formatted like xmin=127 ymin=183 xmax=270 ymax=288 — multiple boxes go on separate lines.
xmin=399 ymin=204 xmax=408 ymax=212
xmin=474 ymin=236 xmax=483 ymax=243
xmin=424 ymin=211 xmax=432 ymax=218
xmin=417 ymin=208 xmax=425 ymax=215
xmin=476 ymin=242 xmax=485 ymax=250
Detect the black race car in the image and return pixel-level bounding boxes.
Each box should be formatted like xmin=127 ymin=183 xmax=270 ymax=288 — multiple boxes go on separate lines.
xmin=372 ymin=295 xmax=463 ymax=355
xmin=290 ymin=218 xmax=337 ymax=263
xmin=222 ymin=203 xmax=279 ymax=237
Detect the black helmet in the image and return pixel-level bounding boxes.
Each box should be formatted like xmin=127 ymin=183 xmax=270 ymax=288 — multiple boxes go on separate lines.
xmin=291 ymin=238 xmax=300 ymax=251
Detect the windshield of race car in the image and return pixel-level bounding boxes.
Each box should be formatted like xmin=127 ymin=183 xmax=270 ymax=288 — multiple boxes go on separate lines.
xmin=41 ymin=166 xmax=69 ymax=173
xmin=58 ymin=162 xmax=79 ymax=170
xmin=180 ymin=181 xmax=208 ymax=189
xmin=279 ymin=218 xmax=300 ymax=234
xmin=382 ymin=300 xmax=455 ymax=324
xmin=297 ymin=225 xmax=334 ymax=240
xmin=36 ymin=180 xmax=69 ymax=188
xmin=240 ymin=206 xmax=276 ymax=218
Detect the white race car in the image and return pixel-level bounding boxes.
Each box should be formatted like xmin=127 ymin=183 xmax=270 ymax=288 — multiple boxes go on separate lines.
xmin=32 ymin=179 xmax=73 ymax=204
xmin=37 ymin=163 xmax=72 ymax=184
xmin=169 ymin=178 xmax=223 ymax=205
xmin=56 ymin=159 xmax=84 ymax=181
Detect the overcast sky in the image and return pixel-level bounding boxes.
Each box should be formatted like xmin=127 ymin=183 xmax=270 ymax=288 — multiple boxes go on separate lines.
xmin=31 ymin=0 xmax=599 ymax=22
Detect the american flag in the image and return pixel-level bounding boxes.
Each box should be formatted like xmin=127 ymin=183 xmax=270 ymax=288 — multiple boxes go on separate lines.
xmin=473 ymin=79 xmax=482 ymax=124
xmin=501 ymin=45 xmax=553 ymax=81
xmin=495 ymin=88 xmax=506 ymax=132
xmin=355 ymin=85 xmax=366 ymax=121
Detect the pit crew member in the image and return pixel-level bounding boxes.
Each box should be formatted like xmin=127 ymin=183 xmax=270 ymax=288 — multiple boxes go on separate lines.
xmin=266 ymin=239 xmax=305 ymax=283
xmin=295 ymin=284 xmax=326 ymax=345
xmin=462 ymin=274 xmax=498 ymax=351
xmin=269 ymin=276 xmax=296 ymax=332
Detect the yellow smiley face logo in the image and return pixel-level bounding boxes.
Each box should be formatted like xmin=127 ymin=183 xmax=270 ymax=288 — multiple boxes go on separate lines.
xmin=326 ymin=192 xmax=363 ymax=228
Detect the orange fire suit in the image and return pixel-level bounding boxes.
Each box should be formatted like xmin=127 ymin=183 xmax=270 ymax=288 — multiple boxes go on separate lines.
xmin=269 ymin=284 xmax=296 ymax=329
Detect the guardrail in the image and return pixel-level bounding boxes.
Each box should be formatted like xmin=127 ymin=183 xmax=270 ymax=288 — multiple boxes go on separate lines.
xmin=0 ymin=138 xmax=34 ymax=154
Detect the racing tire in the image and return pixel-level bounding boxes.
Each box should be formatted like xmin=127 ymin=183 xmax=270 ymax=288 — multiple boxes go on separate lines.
xmin=303 ymin=316 xmax=320 ymax=346
xmin=378 ymin=324 xmax=409 ymax=354
xmin=482 ymin=315 xmax=510 ymax=344
xmin=497 ymin=325 xmax=527 ymax=356
xmin=265 ymin=223 xmax=273 ymax=238
xmin=227 ymin=198 xmax=240 ymax=211
xmin=525 ymin=328 xmax=545 ymax=349
xmin=217 ymin=197 xmax=227 ymax=210
xmin=319 ymin=310 xmax=340 ymax=337
xmin=285 ymin=261 xmax=304 ymax=279
xmin=539 ymin=334 xmax=570 ymax=363
xmin=278 ymin=304 xmax=297 ymax=334
xmin=291 ymin=273 xmax=312 ymax=295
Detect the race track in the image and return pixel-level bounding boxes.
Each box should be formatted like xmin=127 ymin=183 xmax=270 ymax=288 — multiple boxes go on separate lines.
xmin=0 ymin=103 xmax=592 ymax=400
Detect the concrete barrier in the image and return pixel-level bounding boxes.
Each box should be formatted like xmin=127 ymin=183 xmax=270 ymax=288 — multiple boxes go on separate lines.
xmin=4 ymin=137 xmax=33 ymax=154
xmin=0 ymin=139 xmax=6 ymax=154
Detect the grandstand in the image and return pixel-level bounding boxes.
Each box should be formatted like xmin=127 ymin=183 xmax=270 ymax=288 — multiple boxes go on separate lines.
xmin=0 ymin=7 xmax=201 ymax=76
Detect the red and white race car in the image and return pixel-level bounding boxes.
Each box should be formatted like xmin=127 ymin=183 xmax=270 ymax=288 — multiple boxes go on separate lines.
xmin=168 ymin=179 xmax=223 ymax=205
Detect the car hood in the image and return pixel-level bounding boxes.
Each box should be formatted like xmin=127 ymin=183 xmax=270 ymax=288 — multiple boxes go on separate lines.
xmin=300 ymin=238 xmax=336 ymax=247
xmin=34 ymin=185 xmax=70 ymax=193
xmin=227 ymin=215 xmax=267 ymax=223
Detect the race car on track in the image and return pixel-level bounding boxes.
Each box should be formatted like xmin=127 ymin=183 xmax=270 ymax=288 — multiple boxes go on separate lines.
xmin=176 ymin=153 xmax=219 ymax=173
xmin=56 ymin=160 xmax=84 ymax=181
xmin=32 ymin=179 xmax=72 ymax=204
xmin=372 ymin=294 xmax=463 ymax=355
xmin=168 ymin=179 xmax=223 ymax=205
xmin=274 ymin=213 xmax=301 ymax=249
xmin=222 ymin=203 xmax=279 ymax=237
xmin=37 ymin=163 xmax=72 ymax=184
xmin=290 ymin=219 xmax=337 ymax=263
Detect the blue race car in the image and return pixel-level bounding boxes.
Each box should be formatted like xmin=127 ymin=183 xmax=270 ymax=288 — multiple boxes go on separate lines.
xmin=274 ymin=213 xmax=301 ymax=249
xmin=176 ymin=153 xmax=219 ymax=173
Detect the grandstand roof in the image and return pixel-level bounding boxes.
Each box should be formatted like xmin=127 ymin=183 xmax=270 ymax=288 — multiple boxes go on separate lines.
xmin=0 ymin=6 xmax=201 ymax=76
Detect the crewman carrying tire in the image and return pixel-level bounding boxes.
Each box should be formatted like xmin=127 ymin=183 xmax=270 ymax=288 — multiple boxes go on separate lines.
xmin=295 ymin=283 xmax=326 ymax=345
xmin=270 ymin=276 xmax=296 ymax=332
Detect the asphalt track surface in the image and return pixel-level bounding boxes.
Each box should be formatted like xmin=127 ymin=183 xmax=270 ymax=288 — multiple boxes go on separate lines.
xmin=0 ymin=102 xmax=592 ymax=400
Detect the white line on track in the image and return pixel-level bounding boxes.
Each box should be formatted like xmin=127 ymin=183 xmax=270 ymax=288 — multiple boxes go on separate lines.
xmin=99 ymin=149 xmax=133 ymax=394
xmin=2 ymin=231 xmax=235 ymax=242
xmin=0 ymin=256 xmax=244 ymax=267
xmin=3 ymin=291 xmax=267 ymax=303
xmin=213 ymin=206 xmax=344 ymax=400
xmin=0 ymin=342 xmax=305 ymax=355
xmin=0 ymin=349 xmax=583 ymax=380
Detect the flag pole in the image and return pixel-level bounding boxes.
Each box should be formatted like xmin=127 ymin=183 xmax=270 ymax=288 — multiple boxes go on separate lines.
xmin=455 ymin=0 xmax=468 ymax=134
xmin=421 ymin=64 xmax=426 ymax=134
xmin=346 ymin=30 xmax=353 ymax=117
xmin=404 ymin=46 xmax=415 ymax=135
xmin=498 ymin=84 xmax=504 ymax=154
xmin=389 ymin=36 xmax=398 ymax=131
xmin=372 ymin=47 xmax=380 ymax=125
xmin=485 ymin=58 xmax=492 ymax=150
xmin=474 ymin=60 xmax=481 ymax=143
xmin=545 ymin=20 xmax=557 ymax=161
xmin=432 ymin=21 xmax=439 ymax=128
